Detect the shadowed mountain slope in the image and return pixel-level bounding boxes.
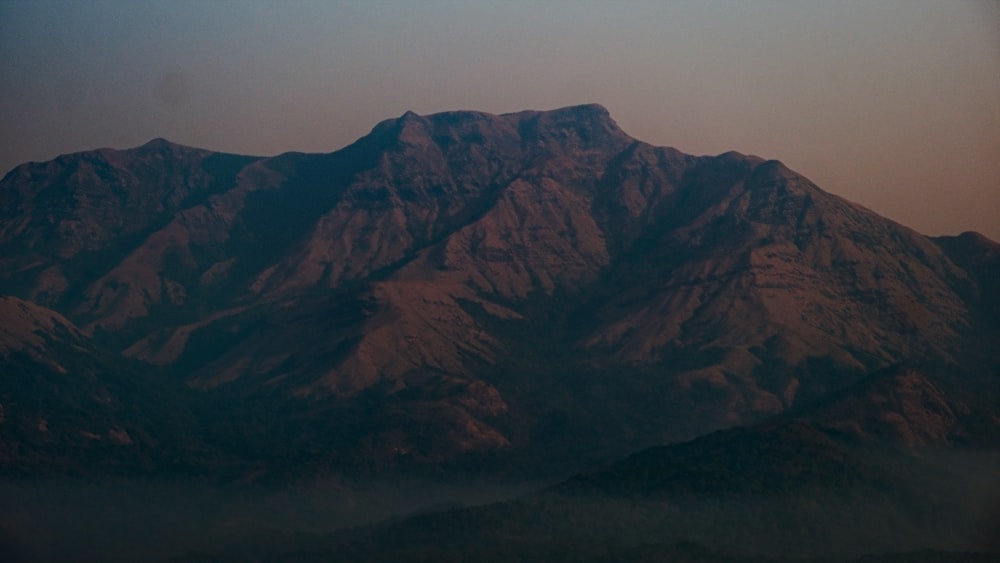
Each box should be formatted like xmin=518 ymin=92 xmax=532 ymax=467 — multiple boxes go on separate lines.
xmin=0 ymin=297 xmax=210 ymax=476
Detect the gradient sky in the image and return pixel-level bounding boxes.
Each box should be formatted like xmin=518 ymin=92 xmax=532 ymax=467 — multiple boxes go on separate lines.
xmin=1 ymin=0 xmax=997 ymax=239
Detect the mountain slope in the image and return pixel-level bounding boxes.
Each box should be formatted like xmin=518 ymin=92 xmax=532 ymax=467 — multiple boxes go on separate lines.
xmin=794 ymin=363 xmax=1000 ymax=448
xmin=0 ymin=297 xmax=207 ymax=475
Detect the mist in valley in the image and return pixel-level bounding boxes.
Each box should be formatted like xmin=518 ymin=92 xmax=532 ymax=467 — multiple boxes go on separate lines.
xmin=0 ymin=476 xmax=545 ymax=562
xmin=2 ymin=447 xmax=997 ymax=562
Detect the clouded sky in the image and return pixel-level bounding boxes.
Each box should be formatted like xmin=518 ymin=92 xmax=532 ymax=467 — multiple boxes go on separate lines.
xmin=2 ymin=0 xmax=997 ymax=239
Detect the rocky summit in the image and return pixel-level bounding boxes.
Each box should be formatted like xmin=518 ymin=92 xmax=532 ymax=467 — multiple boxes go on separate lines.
xmin=1 ymin=104 xmax=998 ymax=479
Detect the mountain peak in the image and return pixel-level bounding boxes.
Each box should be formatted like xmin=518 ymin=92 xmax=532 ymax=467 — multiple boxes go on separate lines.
xmin=506 ymin=103 xmax=631 ymax=150
xmin=364 ymin=103 xmax=631 ymax=155
xmin=126 ymin=137 xmax=207 ymax=156
xmin=504 ymin=102 xmax=610 ymax=117
xmin=953 ymin=230 xmax=999 ymax=249
xmin=501 ymin=103 xmax=620 ymax=131
xmin=139 ymin=137 xmax=180 ymax=150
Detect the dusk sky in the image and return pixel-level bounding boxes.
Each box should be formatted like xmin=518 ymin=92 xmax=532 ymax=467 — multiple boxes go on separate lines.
xmin=2 ymin=1 xmax=997 ymax=239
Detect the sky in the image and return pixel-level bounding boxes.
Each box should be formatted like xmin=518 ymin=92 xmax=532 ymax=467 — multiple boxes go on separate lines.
xmin=1 ymin=0 xmax=998 ymax=239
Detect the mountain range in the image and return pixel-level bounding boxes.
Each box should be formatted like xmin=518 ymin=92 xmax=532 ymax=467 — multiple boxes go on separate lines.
xmin=1 ymin=104 xmax=998 ymax=560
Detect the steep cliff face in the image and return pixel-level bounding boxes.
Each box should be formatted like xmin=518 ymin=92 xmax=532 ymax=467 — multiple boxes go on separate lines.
xmin=1 ymin=104 xmax=997 ymax=474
